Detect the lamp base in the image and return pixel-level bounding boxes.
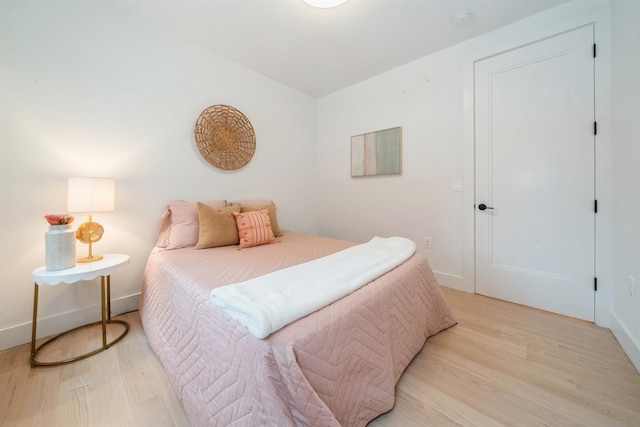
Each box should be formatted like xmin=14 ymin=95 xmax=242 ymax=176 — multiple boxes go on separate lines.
xmin=75 ymin=218 xmax=105 ymax=264
xmin=77 ymin=254 xmax=103 ymax=263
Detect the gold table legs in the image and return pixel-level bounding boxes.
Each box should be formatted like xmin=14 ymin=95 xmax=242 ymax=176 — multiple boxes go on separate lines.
xmin=30 ymin=275 xmax=129 ymax=367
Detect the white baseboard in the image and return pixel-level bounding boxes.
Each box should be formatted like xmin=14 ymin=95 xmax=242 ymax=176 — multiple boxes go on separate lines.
xmin=0 ymin=293 xmax=140 ymax=352
xmin=434 ymin=271 xmax=465 ymax=291
xmin=609 ymin=310 xmax=640 ymax=374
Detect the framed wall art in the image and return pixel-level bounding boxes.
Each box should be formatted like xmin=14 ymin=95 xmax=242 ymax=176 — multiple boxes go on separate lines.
xmin=351 ymin=126 xmax=402 ymax=177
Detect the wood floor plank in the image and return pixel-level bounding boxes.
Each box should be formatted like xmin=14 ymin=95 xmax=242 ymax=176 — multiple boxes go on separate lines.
xmin=371 ymin=287 xmax=640 ymax=427
xmin=0 ymin=287 xmax=638 ymax=426
xmin=0 ymin=312 xmax=190 ymax=427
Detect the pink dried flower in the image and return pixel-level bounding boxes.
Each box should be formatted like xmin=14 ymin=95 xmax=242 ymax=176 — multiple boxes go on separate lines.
xmin=45 ymin=214 xmax=74 ymax=225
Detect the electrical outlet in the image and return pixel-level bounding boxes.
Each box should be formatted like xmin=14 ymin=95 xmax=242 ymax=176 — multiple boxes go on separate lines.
xmin=302 ymin=225 xmax=307 ymax=234
xmin=424 ymin=237 xmax=432 ymax=249
xmin=630 ymin=276 xmax=636 ymax=300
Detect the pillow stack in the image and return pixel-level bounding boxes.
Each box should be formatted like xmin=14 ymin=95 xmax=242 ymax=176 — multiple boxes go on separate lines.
xmin=232 ymin=200 xmax=283 ymax=238
xmin=155 ymin=200 xmax=227 ymax=250
xmin=155 ymin=199 xmax=282 ymax=250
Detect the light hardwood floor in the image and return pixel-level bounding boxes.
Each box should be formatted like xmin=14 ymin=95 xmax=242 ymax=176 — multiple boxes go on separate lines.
xmin=1 ymin=287 xmax=638 ymax=426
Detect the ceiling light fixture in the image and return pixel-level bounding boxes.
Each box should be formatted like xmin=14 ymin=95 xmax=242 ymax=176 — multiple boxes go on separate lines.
xmin=302 ymin=0 xmax=349 ymax=8
xmin=453 ymin=11 xmax=473 ymax=26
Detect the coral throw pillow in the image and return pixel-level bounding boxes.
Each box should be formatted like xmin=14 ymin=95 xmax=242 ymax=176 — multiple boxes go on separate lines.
xmin=239 ymin=202 xmax=283 ymax=237
xmin=232 ymin=210 xmax=276 ymax=249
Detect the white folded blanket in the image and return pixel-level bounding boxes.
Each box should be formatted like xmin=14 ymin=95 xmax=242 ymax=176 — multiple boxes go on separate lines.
xmin=210 ymin=236 xmax=416 ymax=338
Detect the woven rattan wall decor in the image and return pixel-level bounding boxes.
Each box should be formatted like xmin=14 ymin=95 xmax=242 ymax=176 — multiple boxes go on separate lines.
xmin=194 ymin=105 xmax=256 ymax=171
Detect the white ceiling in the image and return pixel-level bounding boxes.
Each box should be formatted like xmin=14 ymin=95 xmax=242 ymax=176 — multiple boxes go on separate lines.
xmin=119 ymin=0 xmax=570 ymax=97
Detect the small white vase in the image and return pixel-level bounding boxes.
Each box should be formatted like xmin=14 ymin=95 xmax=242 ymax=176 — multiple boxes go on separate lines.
xmin=45 ymin=224 xmax=76 ymax=271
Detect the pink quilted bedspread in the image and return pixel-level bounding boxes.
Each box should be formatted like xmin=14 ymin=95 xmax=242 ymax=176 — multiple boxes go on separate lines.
xmin=139 ymin=232 xmax=456 ymax=426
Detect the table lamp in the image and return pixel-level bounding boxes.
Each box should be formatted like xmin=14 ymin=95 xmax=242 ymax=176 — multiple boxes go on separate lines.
xmin=67 ymin=177 xmax=115 ymax=263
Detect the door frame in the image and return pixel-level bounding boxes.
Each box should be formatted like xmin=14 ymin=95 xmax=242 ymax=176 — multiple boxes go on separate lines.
xmin=460 ymin=6 xmax=613 ymax=327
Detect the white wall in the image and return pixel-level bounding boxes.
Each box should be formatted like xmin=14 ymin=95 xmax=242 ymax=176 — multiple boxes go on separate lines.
xmin=316 ymin=0 xmax=614 ymax=322
xmin=0 ymin=2 xmax=318 ymax=350
xmin=610 ymin=0 xmax=640 ymax=372
xmin=316 ymin=46 xmax=466 ymax=289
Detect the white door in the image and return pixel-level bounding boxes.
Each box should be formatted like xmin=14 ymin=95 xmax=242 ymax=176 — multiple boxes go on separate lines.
xmin=474 ymin=25 xmax=595 ymax=321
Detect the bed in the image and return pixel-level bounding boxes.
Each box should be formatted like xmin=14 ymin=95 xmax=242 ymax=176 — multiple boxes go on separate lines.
xmin=139 ymin=200 xmax=456 ymax=426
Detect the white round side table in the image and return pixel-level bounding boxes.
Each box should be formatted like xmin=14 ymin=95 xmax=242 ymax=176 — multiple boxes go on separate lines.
xmin=30 ymin=254 xmax=130 ymax=366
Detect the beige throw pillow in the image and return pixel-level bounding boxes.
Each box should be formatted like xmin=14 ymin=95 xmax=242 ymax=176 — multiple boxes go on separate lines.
xmin=195 ymin=203 xmax=241 ymax=249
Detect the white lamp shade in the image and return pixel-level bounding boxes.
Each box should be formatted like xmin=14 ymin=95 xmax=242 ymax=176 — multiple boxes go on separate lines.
xmin=67 ymin=177 xmax=115 ymax=213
